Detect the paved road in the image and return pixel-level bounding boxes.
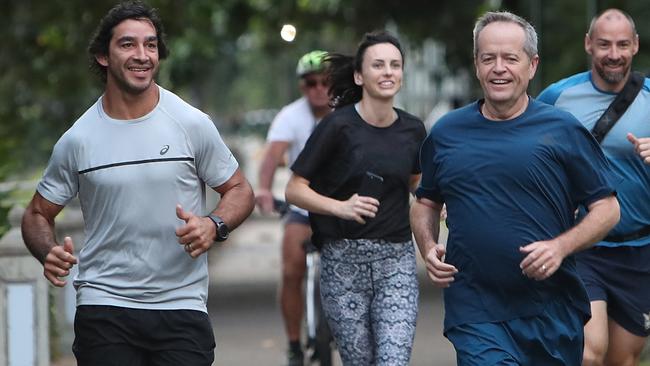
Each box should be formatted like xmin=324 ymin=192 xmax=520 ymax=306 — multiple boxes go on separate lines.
xmin=208 ymin=217 xmax=456 ymax=366
xmin=52 ymin=216 xmax=456 ymax=365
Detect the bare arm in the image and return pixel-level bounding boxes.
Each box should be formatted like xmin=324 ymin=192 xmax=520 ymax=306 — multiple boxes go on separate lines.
xmin=520 ymin=194 xmax=620 ymax=280
xmin=285 ymin=174 xmax=379 ymax=224
xmin=256 ymin=141 xmax=289 ymax=214
xmin=212 ymin=168 xmax=255 ymax=229
xmin=410 ymin=197 xmax=457 ymax=287
xmin=176 ymin=168 xmax=255 ymax=257
xmin=21 ymin=192 xmax=77 ymax=287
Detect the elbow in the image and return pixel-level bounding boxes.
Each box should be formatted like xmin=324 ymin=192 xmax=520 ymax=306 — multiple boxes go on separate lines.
xmin=244 ymin=183 xmax=256 ymax=218
xmin=285 ymin=179 xmax=297 ymax=206
xmin=608 ymin=197 xmax=621 ymax=229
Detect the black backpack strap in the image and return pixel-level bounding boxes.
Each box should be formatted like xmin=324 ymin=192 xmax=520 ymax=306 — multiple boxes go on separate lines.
xmin=591 ymin=71 xmax=645 ymax=144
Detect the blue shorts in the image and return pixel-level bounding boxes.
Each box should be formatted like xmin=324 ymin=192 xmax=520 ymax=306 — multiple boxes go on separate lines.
xmin=446 ymin=299 xmax=584 ymax=366
xmin=285 ymin=209 xmax=310 ymax=226
xmin=576 ymin=244 xmax=650 ymax=337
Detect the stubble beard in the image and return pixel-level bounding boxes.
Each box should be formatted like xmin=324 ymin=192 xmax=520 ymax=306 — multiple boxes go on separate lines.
xmin=110 ymin=64 xmax=159 ymax=95
xmin=595 ymin=60 xmax=629 ymax=85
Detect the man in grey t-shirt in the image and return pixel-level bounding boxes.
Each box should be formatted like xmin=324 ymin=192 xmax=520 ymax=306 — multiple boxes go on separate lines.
xmin=21 ymin=2 xmax=254 ymax=365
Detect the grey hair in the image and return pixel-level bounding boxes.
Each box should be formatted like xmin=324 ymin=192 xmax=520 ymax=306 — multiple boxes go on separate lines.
xmin=473 ymin=11 xmax=538 ymax=59
xmin=587 ymin=8 xmax=637 ymax=38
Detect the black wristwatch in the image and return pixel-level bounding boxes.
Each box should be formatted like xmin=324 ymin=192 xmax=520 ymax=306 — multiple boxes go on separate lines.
xmin=207 ymin=214 xmax=229 ymax=242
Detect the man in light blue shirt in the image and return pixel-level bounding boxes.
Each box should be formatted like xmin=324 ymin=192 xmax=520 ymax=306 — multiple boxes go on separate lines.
xmin=538 ymin=8 xmax=650 ymax=366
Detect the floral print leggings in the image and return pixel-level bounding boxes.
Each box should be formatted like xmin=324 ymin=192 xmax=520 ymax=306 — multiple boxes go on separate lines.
xmin=320 ymin=238 xmax=419 ymax=366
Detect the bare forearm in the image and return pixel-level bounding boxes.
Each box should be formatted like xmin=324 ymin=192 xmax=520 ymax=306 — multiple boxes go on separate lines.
xmin=557 ymin=195 xmax=620 ymax=255
xmin=410 ymin=198 xmax=441 ymax=257
xmin=285 ymin=175 xmax=342 ymax=216
xmin=258 ymin=154 xmax=278 ymax=191
xmin=21 ymin=207 xmax=58 ymax=264
xmin=258 ymin=141 xmax=288 ymax=191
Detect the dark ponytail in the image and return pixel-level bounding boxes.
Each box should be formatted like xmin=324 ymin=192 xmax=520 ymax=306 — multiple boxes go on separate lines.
xmin=326 ymin=30 xmax=405 ymax=109
xmin=326 ymin=54 xmax=359 ymax=108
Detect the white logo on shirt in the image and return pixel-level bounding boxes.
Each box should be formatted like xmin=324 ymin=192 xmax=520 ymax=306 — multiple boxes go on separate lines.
xmin=644 ymin=311 xmax=650 ymax=331
xmin=160 ymin=145 xmax=170 ymax=155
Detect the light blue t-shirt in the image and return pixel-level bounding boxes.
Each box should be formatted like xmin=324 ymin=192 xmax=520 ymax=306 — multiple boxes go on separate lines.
xmin=38 ymin=85 xmax=238 ymax=312
xmin=538 ymin=71 xmax=650 ymax=248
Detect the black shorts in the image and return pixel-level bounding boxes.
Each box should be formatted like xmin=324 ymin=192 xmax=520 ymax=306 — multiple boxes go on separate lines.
xmin=576 ymin=245 xmax=650 ymax=337
xmin=73 ymin=305 xmax=215 ymax=366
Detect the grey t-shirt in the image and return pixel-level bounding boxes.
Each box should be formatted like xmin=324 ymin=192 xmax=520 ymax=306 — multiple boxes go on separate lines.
xmin=38 ymin=85 xmax=238 ymax=312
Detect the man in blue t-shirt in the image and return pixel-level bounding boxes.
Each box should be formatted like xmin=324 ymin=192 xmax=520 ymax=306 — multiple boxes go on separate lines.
xmin=411 ymin=11 xmax=620 ymax=365
xmin=538 ymin=8 xmax=650 ymax=366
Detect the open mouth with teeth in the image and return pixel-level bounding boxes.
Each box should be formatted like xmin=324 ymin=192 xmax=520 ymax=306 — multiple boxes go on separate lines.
xmin=127 ymin=65 xmax=151 ymax=74
xmin=490 ymin=79 xmax=510 ymax=85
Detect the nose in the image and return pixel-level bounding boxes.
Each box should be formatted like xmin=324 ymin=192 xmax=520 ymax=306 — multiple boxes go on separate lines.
xmin=382 ymin=64 xmax=393 ymax=76
xmin=608 ymin=46 xmax=621 ymax=60
xmin=133 ymin=44 xmax=148 ymax=61
xmin=493 ymin=57 xmax=506 ymax=73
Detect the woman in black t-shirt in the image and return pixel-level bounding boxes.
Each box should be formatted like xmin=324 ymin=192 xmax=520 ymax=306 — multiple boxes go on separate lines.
xmin=286 ymin=30 xmax=426 ymax=366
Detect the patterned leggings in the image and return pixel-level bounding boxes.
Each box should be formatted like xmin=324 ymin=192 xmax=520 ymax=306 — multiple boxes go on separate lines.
xmin=320 ymin=239 xmax=419 ymax=366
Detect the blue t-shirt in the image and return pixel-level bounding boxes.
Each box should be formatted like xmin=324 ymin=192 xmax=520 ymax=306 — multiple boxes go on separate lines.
xmin=416 ymin=99 xmax=615 ymax=331
xmin=538 ymin=71 xmax=650 ymax=247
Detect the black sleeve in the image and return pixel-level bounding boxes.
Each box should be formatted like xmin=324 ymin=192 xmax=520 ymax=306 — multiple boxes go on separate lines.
xmin=291 ymin=116 xmax=339 ymax=180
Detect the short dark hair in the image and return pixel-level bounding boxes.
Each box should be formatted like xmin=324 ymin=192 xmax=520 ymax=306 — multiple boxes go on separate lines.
xmin=88 ymin=1 xmax=169 ymax=82
xmin=327 ymin=30 xmax=405 ymax=108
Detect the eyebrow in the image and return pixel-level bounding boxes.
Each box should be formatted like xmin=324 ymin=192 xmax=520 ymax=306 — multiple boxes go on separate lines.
xmin=479 ymin=50 xmax=521 ymax=56
xmin=116 ymin=35 xmax=158 ymax=43
xmin=371 ymin=58 xmax=402 ymax=63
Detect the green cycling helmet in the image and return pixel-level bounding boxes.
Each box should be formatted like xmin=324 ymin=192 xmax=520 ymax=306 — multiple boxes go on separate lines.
xmin=296 ymin=50 xmax=328 ymax=77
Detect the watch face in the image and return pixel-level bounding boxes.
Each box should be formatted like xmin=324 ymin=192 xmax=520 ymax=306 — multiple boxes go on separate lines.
xmin=210 ymin=215 xmax=229 ymax=241
xmin=217 ymin=222 xmax=229 ymax=241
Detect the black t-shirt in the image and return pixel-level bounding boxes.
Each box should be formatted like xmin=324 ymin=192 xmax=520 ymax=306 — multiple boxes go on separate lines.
xmin=291 ymin=104 xmax=426 ymax=246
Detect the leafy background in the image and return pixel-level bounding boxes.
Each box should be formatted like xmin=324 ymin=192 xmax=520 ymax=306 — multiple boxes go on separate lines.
xmin=2 ymin=0 xmax=650 ymax=235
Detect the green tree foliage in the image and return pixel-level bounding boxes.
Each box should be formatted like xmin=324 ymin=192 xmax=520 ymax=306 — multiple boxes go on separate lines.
xmin=502 ymin=0 xmax=650 ymax=95
xmin=0 ymin=1 xmax=107 ymax=178
xmin=2 ymin=0 xmax=650 ymax=181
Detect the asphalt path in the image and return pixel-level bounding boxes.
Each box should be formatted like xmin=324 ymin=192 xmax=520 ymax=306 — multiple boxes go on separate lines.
xmin=208 ymin=217 xmax=456 ymax=366
xmin=52 ymin=216 xmax=456 ymax=366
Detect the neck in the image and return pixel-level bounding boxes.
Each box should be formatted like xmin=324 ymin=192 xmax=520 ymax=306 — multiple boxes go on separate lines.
xmin=102 ymin=82 xmax=160 ymax=120
xmin=591 ymin=69 xmax=629 ymax=93
xmin=481 ymin=95 xmax=529 ymax=121
xmin=357 ymin=98 xmax=397 ymax=127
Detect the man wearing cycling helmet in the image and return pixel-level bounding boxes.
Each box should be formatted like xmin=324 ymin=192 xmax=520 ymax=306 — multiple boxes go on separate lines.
xmin=255 ymin=50 xmax=331 ymax=366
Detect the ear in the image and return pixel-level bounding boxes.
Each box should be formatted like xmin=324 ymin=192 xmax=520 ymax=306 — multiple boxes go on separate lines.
xmin=528 ymin=54 xmax=539 ymax=80
xmin=95 ymin=54 xmax=108 ymax=67
xmin=584 ymin=33 xmax=593 ymax=56
xmin=353 ymin=70 xmax=363 ymax=86
xmin=632 ymin=34 xmax=640 ymax=56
